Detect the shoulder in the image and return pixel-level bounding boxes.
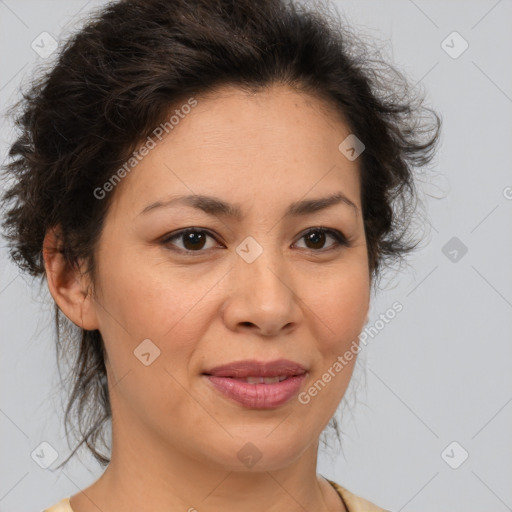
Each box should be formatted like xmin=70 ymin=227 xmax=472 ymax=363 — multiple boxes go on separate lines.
xmin=327 ymin=479 xmax=392 ymax=512
xmin=42 ymin=497 xmax=73 ymax=512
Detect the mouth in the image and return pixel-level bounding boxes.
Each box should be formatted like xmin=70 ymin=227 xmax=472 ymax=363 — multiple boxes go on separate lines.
xmin=202 ymin=359 xmax=308 ymax=409
xmin=203 ymin=358 xmax=307 ymax=379
xmin=215 ymin=375 xmax=293 ymax=384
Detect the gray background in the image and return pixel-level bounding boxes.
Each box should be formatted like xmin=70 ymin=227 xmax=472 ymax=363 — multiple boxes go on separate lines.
xmin=1 ymin=1 xmax=511 ymax=511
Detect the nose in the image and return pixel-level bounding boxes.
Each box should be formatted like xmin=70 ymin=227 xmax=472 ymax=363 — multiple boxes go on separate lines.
xmin=221 ymin=245 xmax=302 ymax=338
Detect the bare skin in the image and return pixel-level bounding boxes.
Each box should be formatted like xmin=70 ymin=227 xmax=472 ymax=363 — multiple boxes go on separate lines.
xmin=44 ymin=83 xmax=370 ymax=512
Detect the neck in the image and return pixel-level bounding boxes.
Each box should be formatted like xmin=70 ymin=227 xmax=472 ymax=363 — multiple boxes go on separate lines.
xmin=70 ymin=411 xmax=346 ymax=512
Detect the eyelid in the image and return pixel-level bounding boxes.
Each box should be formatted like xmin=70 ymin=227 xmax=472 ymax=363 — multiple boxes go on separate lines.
xmin=159 ymin=228 xmax=221 ymax=254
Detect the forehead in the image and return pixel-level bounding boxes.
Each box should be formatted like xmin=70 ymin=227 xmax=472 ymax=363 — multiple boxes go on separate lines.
xmin=178 ymin=83 xmax=352 ymax=152
xmin=110 ymin=84 xmax=361 ymax=217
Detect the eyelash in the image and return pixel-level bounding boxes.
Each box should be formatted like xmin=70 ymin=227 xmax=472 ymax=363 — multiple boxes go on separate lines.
xmin=160 ymin=227 xmax=350 ymax=255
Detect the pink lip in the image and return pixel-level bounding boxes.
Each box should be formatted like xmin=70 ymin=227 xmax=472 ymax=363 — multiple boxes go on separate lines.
xmin=204 ymin=374 xmax=307 ymax=409
xmin=204 ymin=359 xmax=307 ymax=378
xmin=203 ymin=359 xmax=308 ymax=409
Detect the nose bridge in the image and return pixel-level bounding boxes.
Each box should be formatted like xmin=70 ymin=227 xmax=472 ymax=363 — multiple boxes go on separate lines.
xmin=235 ymin=235 xmax=290 ymax=301
xmin=225 ymin=234 xmax=300 ymax=334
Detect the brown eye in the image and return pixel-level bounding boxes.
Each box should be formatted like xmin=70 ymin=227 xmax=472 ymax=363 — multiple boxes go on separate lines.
xmin=161 ymin=226 xmax=348 ymax=255
xmin=295 ymin=228 xmax=348 ymax=252
xmin=182 ymin=231 xmax=208 ymax=250
xmin=162 ymin=229 xmax=219 ymax=253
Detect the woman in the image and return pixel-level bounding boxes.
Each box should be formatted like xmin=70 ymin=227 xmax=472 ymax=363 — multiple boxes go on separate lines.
xmin=1 ymin=0 xmax=440 ymax=510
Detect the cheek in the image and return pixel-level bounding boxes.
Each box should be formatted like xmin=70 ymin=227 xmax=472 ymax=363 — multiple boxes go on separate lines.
xmin=303 ymin=261 xmax=370 ymax=349
xmin=293 ymin=268 xmax=369 ymax=428
xmin=94 ymin=247 xmax=215 ymax=343
xmin=94 ymin=254 xmax=207 ymax=425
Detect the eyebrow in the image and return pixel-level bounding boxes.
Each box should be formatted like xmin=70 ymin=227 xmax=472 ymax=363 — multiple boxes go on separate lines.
xmin=138 ymin=192 xmax=358 ymax=219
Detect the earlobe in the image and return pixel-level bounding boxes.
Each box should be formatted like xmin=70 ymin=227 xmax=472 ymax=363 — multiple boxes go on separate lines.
xmin=42 ymin=226 xmax=99 ymax=331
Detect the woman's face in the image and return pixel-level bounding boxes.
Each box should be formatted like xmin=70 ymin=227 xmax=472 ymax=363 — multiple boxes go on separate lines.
xmin=89 ymin=84 xmax=370 ymax=471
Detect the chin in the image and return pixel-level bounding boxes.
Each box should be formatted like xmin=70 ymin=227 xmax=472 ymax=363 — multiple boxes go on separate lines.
xmin=195 ymin=432 xmax=313 ymax=472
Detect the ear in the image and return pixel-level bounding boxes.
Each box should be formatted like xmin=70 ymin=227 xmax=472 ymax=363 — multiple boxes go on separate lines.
xmin=43 ymin=226 xmax=99 ymax=331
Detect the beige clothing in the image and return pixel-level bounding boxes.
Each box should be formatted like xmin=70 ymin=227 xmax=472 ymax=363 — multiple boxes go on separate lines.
xmin=43 ymin=478 xmax=390 ymax=511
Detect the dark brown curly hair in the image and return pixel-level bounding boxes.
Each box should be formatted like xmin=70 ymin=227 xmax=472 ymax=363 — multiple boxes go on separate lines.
xmin=1 ymin=0 xmax=441 ymax=468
